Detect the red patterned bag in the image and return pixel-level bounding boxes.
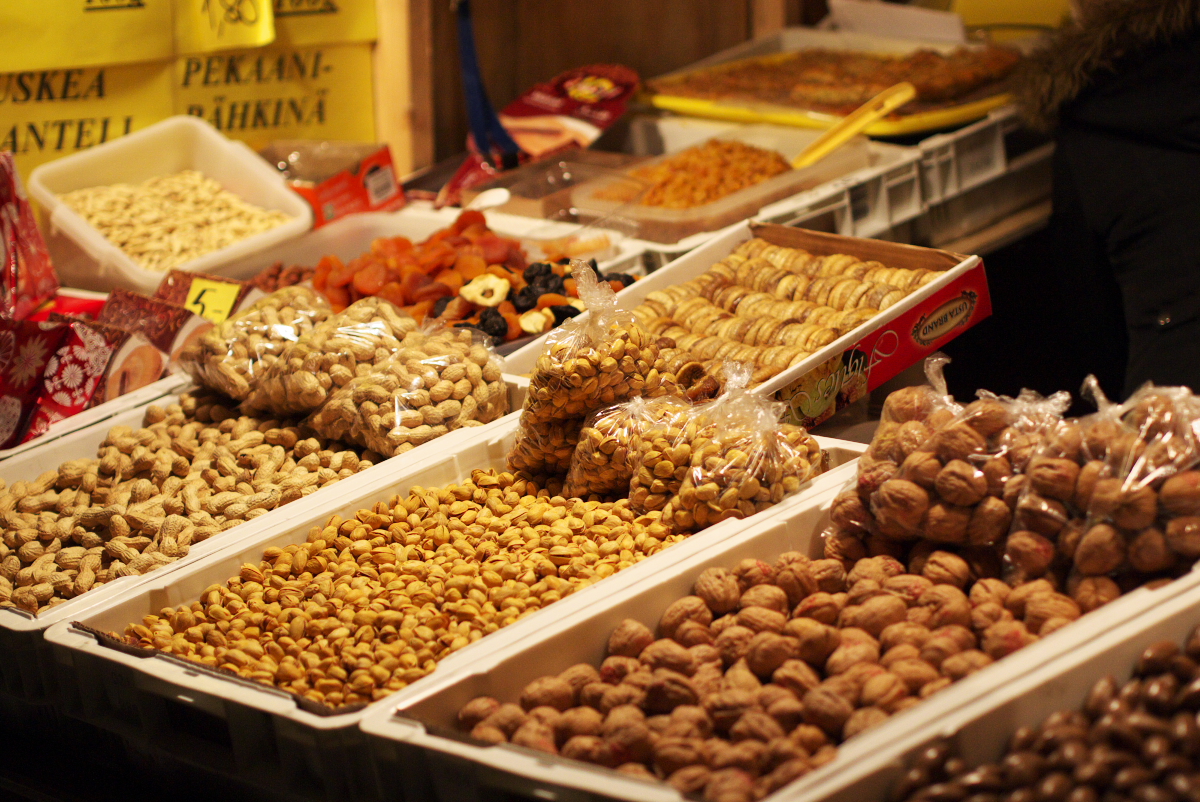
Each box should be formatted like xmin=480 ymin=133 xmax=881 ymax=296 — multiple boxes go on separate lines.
xmin=0 ymin=152 xmax=59 ymax=321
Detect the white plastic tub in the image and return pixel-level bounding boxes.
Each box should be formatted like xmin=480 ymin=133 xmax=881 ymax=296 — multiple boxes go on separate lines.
xmin=44 ymin=419 xmax=865 ymax=801
xmin=359 ymin=479 xmax=1200 ymax=802
xmin=28 ymin=115 xmax=313 ymax=294
xmin=0 ymin=377 xmax=527 ymax=705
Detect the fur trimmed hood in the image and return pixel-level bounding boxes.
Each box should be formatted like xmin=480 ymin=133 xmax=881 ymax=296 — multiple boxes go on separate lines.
xmin=1015 ymin=0 xmax=1200 ymax=130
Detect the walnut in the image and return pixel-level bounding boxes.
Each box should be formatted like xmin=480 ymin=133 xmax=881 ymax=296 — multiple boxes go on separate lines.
xmin=660 ymin=597 xmax=714 ymax=641
xmin=1129 ymin=526 xmax=1176 ymax=573
xmin=739 ymin=584 xmax=790 ymax=614
xmin=1003 ymin=578 xmax=1054 ymax=618
xmin=562 ymin=734 xmax=619 ymax=767
xmin=729 ymin=710 xmax=785 ymax=743
xmin=970 ymin=602 xmax=1012 ymax=632
xmin=579 ymin=682 xmax=611 ymax=710
xmin=1113 ymin=485 xmax=1159 ymax=531
xmin=831 ymin=490 xmax=873 ymax=535
xmin=724 ymin=660 xmax=763 ymax=693
xmin=616 ymin=762 xmax=656 ymax=779
xmin=843 ymin=706 xmax=890 ymax=739
xmin=558 ymin=664 xmax=602 ymax=701
xmin=1043 ymin=421 xmax=1084 ymax=462
xmin=962 ymin=398 xmax=1012 ymax=437
xmin=766 ymin=695 xmax=806 ymax=733
xmin=871 ymin=480 xmax=930 ymax=540
xmin=922 ymin=551 xmax=972 ymax=588
xmin=929 ymin=422 xmax=987 ymax=463
xmin=1003 ymin=473 xmax=1030 ymax=511
xmin=677 ymin=621 xmax=716 ymax=648
xmin=481 ymin=703 xmax=528 ymax=737
xmin=879 ymin=622 xmax=932 ymax=651
xmin=858 ymin=458 xmax=901 ymax=499
xmin=667 ymin=765 xmax=712 ymax=795
xmin=919 ymin=677 xmax=954 ymax=699
xmin=899 ymin=450 xmax=943 ymax=490
xmin=694 ymin=568 xmax=742 ymax=616
xmin=882 ymin=386 xmax=936 ymax=423
xmin=890 ymin=658 xmax=940 ymax=693
xmin=714 ymin=626 xmax=756 ymax=666
xmin=745 ymin=632 xmax=801 ymax=677
xmin=969 ymin=577 xmax=1011 ymax=608
xmin=511 ymin=719 xmax=558 ymax=753
xmin=919 ymin=634 xmax=966 ymax=668
xmin=666 ymin=705 xmax=714 ymax=739
xmin=1000 ymin=430 xmax=1040 ymax=472
xmin=825 ymin=640 xmax=880 ymax=675
xmin=1027 ymin=457 xmax=1081 ymax=503
xmin=1075 ymin=523 xmax=1126 ymax=575
xmin=906 ymin=606 xmax=934 ymax=628
xmin=771 ymin=659 xmax=822 ymax=697
xmin=981 ymin=620 xmax=1036 ymax=659
xmin=846 ymin=579 xmax=885 ymax=606
xmin=923 ymin=502 xmax=972 ymax=544
xmin=470 ymin=724 xmax=508 ymax=744
xmin=764 ymin=739 xmax=809 ymax=773
xmin=641 ymin=639 xmax=696 ymax=675
xmin=867 ymin=535 xmax=908 ymax=560
xmin=1004 ymin=530 xmax=1056 ymax=578
xmin=556 ymin=706 xmax=603 ymax=744
xmin=1074 ymin=460 xmax=1110 ymax=510
xmin=882 ymin=574 xmax=934 ymax=605
xmin=653 ymin=736 xmax=705 ymax=776
xmin=691 ymin=664 xmax=725 ymax=697
xmin=847 ymin=555 xmax=906 ymax=585
xmin=1166 ymin=517 xmax=1200 ymax=559
xmin=810 ymin=559 xmax=848 ymax=593
xmin=607 ymin=619 xmax=655 ymax=658
xmin=644 ymin=668 xmax=699 ymax=714
xmin=824 ymin=528 xmax=870 ymax=565
xmin=606 ymin=721 xmax=655 ymax=764
xmin=860 ymin=671 xmax=910 ymax=712
xmin=839 ymin=594 xmax=907 ymax=637
xmin=935 ymin=460 xmax=988 ymax=506
xmin=527 ymin=706 xmax=563 ymax=729
xmin=703 ymin=689 xmax=757 ymax=734
xmin=801 ymin=687 xmax=855 ymax=737
xmin=1023 ymin=592 xmax=1081 ymax=633
xmin=940 ymin=649 xmax=993 ymax=681
xmin=710 ymin=615 xmax=739 ymax=636
xmin=1039 ymin=617 xmax=1074 ymax=636
xmin=1161 ymin=471 xmax=1200 ymax=516
xmin=600 ymin=655 xmax=642 ymax=684
xmin=600 ymin=684 xmax=646 ymax=713
xmin=881 ymin=643 xmax=922 ymax=666
xmin=894 ymin=421 xmax=935 ymax=462
xmin=1016 ymin=493 xmax=1068 ymax=537
xmin=756 ymin=758 xmax=813 ymax=797
xmin=703 ymin=766 xmax=758 ymax=802
xmin=917 ymin=585 xmax=973 ymax=629
xmin=783 ymin=618 xmax=841 ymax=667
xmin=757 ymin=685 xmax=795 ymax=710
xmin=458 ymin=697 xmax=501 ymax=731
xmin=732 ymin=558 xmax=776 ymax=591
xmin=774 ymin=552 xmax=819 ymax=606
xmin=736 ymin=606 xmax=787 ymax=634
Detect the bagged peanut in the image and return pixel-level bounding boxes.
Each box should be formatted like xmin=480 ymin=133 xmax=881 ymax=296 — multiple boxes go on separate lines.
xmin=246 ymin=296 xmax=418 ymax=415
xmin=307 ymin=323 xmax=507 ymax=457
xmin=564 ymin=395 xmax=692 ymax=499
xmin=178 ymin=286 xmax=332 ymax=401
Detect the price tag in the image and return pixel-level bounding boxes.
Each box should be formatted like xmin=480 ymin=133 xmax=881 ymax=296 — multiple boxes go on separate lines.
xmin=185 ymin=278 xmax=242 ymax=323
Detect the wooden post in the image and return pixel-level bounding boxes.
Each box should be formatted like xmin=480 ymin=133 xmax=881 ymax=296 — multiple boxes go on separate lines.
xmin=752 ymin=0 xmax=788 ymax=37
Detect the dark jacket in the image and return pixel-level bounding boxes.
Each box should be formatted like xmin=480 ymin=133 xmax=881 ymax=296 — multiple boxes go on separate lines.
xmin=1015 ymin=0 xmax=1200 ymax=397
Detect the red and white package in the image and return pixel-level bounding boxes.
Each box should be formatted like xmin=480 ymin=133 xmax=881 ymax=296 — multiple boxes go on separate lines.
xmin=0 ymin=318 xmax=68 ymax=448
xmin=437 ymin=64 xmax=640 ymax=207
xmin=99 ymin=289 xmax=206 ymax=364
xmin=0 ymin=152 xmax=59 ymax=321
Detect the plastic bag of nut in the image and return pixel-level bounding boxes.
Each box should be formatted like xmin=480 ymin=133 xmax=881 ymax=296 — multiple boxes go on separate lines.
xmin=653 ymin=369 xmax=825 ymax=531
xmin=178 ymin=286 xmax=332 ymax=401
xmin=1009 ymin=379 xmax=1200 ymax=595
xmin=563 ymin=395 xmax=693 ymax=500
xmin=306 ymin=322 xmax=508 ymax=457
xmin=245 ymin=296 xmax=418 ymax=415
xmin=825 ymin=355 xmax=1071 ymax=564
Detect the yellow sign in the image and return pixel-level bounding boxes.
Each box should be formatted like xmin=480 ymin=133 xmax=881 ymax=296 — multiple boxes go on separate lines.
xmin=272 ymin=0 xmax=376 ymax=46
xmin=184 ymin=277 xmax=242 ymax=322
xmin=0 ymin=1 xmax=174 ymax=73
xmin=0 ymin=60 xmax=174 ymax=178
xmin=174 ymin=0 xmax=276 ymax=56
xmin=172 ymin=42 xmax=375 ymax=150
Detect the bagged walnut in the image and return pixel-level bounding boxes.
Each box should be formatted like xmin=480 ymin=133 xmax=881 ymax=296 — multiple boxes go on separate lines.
xmin=246 ymin=296 xmax=418 ymax=415
xmin=307 ymin=323 xmax=507 ymax=456
xmin=521 ymin=265 xmax=677 ymax=427
xmin=178 ymin=286 xmax=331 ymax=401
xmin=564 ymin=395 xmax=692 ymax=499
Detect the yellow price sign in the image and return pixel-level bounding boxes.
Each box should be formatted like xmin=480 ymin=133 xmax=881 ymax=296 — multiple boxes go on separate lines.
xmin=175 ymin=0 xmax=276 ymax=55
xmin=185 ymin=278 xmax=242 ymax=323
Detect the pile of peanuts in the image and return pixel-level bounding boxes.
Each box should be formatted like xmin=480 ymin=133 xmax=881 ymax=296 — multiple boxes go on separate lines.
xmin=894 ymin=634 xmax=1200 ymax=802
xmin=452 ymin=548 xmax=1084 ymax=801
xmin=119 ymin=470 xmax=683 ymax=709
xmin=0 ymin=390 xmax=375 ymax=614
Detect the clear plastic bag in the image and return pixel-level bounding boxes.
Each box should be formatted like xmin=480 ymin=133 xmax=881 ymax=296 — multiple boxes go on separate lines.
xmin=307 ymin=323 xmax=507 ymax=457
xmin=521 ymin=264 xmax=677 ymax=427
xmin=246 ymin=296 xmax=418 ymax=415
xmin=177 ymin=286 xmax=331 ymax=401
xmin=563 ymin=395 xmax=692 ymax=499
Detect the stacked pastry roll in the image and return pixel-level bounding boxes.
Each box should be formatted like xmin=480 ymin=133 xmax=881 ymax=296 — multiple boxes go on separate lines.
xmin=631 ymin=237 xmax=942 ymax=387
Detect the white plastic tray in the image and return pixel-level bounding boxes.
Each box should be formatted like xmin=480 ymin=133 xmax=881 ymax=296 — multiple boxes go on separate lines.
xmin=0 ymin=377 xmax=527 ymax=705
xmin=28 ymin=115 xmax=313 ymax=294
xmin=359 ymin=477 xmax=1200 ymax=802
xmin=44 ymin=419 xmax=865 ymax=801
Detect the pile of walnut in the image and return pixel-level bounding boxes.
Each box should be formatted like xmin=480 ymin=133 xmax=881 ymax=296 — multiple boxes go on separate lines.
xmin=631 ymin=238 xmax=942 ymax=387
xmin=119 ymin=470 xmax=682 ymax=709
xmin=0 ymin=390 xmax=376 ymax=614
xmin=455 ymin=551 xmax=1077 ymax=801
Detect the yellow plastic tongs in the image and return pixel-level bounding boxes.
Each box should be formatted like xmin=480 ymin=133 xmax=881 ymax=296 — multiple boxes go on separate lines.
xmin=791 ymin=81 xmax=918 ymax=169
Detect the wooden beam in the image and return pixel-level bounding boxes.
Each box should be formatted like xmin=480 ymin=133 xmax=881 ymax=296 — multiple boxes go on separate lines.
xmin=752 ymin=0 xmax=787 ymax=38
xmin=373 ymin=0 xmax=415 ymax=173
xmin=406 ymin=0 xmax=436 ymax=171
